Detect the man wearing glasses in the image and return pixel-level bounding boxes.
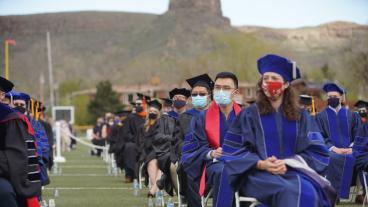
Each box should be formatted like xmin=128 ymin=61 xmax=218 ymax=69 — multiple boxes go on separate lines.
xmin=181 ymin=72 xmax=241 ymax=207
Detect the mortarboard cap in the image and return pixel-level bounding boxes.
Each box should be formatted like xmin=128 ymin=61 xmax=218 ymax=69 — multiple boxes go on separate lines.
xmin=322 ymin=83 xmax=345 ymax=95
xmin=169 ymin=88 xmax=191 ymax=99
xmin=160 ymin=98 xmax=173 ymax=107
xmin=136 ymin=93 xmax=151 ymax=101
xmin=148 ymin=99 xmax=162 ymax=110
xmin=6 ymin=90 xmax=30 ymax=101
xmin=354 ymin=100 xmax=368 ymax=109
xmin=0 ymin=76 xmax=14 ymax=93
xmin=186 ymin=73 xmax=214 ymax=91
xmin=299 ymin=95 xmax=313 ymax=106
xmin=257 ymin=54 xmax=301 ymax=82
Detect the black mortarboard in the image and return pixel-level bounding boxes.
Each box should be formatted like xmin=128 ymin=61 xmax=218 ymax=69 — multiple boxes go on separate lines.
xmin=186 ymin=73 xmax=214 ymax=90
xmin=299 ymin=95 xmax=313 ymax=106
xmin=354 ymin=100 xmax=368 ymax=109
xmin=136 ymin=93 xmax=151 ymax=101
xmin=0 ymin=76 xmax=14 ymax=93
xmin=148 ymin=99 xmax=162 ymax=110
xmin=169 ymin=88 xmax=191 ymax=99
xmin=160 ymin=98 xmax=173 ymax=107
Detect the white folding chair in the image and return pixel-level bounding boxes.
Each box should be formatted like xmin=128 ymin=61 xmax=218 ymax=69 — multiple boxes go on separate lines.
xmin=362 ymin=171 xmax=368 ymax=207
xmin=235 ymin=191 xmax=261 ymax=207
xmin=138 ymin=163 xmax=145 ymax=189
xmin=201 ymin=188 xmax=213 ymax=207
xmin=176 ymin=168 xmax=182 ymax=207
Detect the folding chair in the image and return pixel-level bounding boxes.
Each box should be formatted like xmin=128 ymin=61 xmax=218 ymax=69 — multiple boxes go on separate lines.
xmin=138 ymin=163 xmax=145 ymax=189
xmin=362 ymin=171 xmax=368 ymax=207
xmin=201 ymin=188 xmax=213 ymax=207
xmin=235 ymin=191 xmax=261 ymax=207
xmin=176 ymin=168 xmax=182 ymax=207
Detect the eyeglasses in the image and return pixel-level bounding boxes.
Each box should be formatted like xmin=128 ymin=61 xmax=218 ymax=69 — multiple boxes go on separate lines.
xmin=191 ymin=92 xmax=208 ymax=97
xmin=214 ymin=85 xmax=234 ymax=91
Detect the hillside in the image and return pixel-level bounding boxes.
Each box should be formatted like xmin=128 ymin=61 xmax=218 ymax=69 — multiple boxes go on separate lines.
xmin=0 ymin=0 xmax=367 ymax=100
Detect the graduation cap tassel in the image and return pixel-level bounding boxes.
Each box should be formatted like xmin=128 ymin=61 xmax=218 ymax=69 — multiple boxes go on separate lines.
xmin=292 ymin=61 xmax=297 ymax=80
xmin=311 ymin=96 xmax=316 ymax=116
xmin=35 ymin=101 xmax=39 ymax=121
xmin=31 ymin=99 xmax=35 ymax=118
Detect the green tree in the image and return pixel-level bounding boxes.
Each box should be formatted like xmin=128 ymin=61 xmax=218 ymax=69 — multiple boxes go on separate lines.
xmin=88 ymin=81 xmax=123 ymax=122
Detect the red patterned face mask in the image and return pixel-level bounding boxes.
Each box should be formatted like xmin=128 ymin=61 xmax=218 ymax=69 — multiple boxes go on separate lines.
xmin=263 ymin=81 xmax=284 ymax=97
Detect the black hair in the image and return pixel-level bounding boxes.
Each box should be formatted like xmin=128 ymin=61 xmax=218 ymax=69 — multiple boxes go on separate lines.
xmin=215 ymin=72 xmax=239 ymax=89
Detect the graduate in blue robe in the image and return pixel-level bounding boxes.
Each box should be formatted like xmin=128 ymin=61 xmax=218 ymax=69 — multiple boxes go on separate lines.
xmin=315 ymin=83 xmax=361 ymax=199
xmin=181 ymin=72 xmax=241 ymax=207
xmin=177 ymin=74 xmax=214 ymax=206
xmin=353 ymin=123 xmax=368 ymax=173
xmin=220 ymin=54 xmax=335 ymax=207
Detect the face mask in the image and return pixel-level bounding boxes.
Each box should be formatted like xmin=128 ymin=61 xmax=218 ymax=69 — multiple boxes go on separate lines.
xmin=327 ymin=97 xmax=340 ymax=108
xmin=359 ymin=111 xmax=367 ymax=118
xmin=108 ymin=121 xmax=114 ymax=126
xmin=263 ymin=81 xmax=284 ymax=97
xmin=213 ymin=90 xmax=232 ymax=106
xmin=136 ymin=106 xmax=143 ymax=113
xmin=173 ymin=100 xmax=186 ymax=109
xmin=14 ymin=106 xmax=26 ymax=114
xmin=192 ymin=95 xmax=208 ymax=109
xmin=148 ymin=113 xmax=158 ymax=120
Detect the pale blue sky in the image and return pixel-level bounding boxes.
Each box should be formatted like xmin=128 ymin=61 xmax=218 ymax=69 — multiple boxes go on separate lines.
xmin=0 ymin=0 xmax=367 ymax=28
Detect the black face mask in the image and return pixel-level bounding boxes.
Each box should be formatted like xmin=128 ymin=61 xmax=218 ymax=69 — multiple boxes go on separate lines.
xmin=327 ymin=97 xmax=340 ymax=108
xmin=173 ymin=100 xmax=186 ymax=109
xmin=148 ymin=113 xmax=158 ymax=120
xmin=136 ymin=106 xmax=143 ymax=113
xmin=14 ymin=106 xmax=26 ymax=114
xmin=359 ymin=111 xmax=367 ymax=118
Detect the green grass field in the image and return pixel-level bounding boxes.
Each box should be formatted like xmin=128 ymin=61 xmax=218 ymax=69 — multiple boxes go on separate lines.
xmin=41 ymin=144 xmax=363 ymax=207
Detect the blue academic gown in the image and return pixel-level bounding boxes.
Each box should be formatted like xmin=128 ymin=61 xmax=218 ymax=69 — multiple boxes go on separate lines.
xmin=316 ymin=107 xmax=361 ymax=198
xmin=353 ymin=123 xmax=368 ymax=172
xmin=168 ymin=110 xmax=179 ymax=119
xmin=181 ymin=107 xmax=237 ymax=207
xmin=220 ymin=104 xmax=334 ymax=207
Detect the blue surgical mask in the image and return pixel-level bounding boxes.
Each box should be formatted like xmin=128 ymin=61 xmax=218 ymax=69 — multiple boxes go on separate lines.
xmin=213 ymin=90 xmax=232 ymax=106
xmin=173 ymin=100 xmax=187 ymax=109
xmin=192 ymin=95 xmax=208 ymax=109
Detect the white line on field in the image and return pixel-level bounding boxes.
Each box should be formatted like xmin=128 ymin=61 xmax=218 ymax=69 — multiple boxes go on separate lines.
xmin=49 ymin=174 xmax=116 ymax=177
xmin=44 ymin=187 xmax=132 ymax=190
xmin=59 ymin=165 xmax=107 ymax=168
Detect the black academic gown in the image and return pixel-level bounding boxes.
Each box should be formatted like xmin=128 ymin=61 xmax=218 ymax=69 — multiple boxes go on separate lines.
xmin=40 ymin=120 xmax=54 ymax=170
xmin=122 ymin=113 xmax=145 ymax=179
xmin=0 ymin=104 xmax=41 ymax=207
xmin=152 ymin=114 xmax=181 ymax=195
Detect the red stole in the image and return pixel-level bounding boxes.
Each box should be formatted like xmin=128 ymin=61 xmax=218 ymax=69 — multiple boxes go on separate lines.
xmin=199 ymin=102 xmax=241 ymax=196
xmin=0 ymin=112 xmax=35 ymax=136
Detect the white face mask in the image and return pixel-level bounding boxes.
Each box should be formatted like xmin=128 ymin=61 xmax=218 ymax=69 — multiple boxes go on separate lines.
xmin=213 ymin=90 xmax=232 ymax=106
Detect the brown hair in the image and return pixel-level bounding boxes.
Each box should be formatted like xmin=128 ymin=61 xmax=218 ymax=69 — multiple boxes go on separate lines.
xmin=255 ymin=78 xmax=300 ymax=121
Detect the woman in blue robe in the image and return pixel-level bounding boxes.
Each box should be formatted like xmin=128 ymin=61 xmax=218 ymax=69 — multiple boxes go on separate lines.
xmin=220 ymin=54 xmax=335 ymax=207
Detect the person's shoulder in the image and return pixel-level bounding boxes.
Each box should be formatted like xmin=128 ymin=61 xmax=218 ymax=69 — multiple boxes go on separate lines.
xmin=241 ymin=103 xmax=258 ymax=117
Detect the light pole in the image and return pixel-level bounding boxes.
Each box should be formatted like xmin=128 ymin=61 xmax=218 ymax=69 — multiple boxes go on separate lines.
xmin=4 ymin=39 xmax=16 ymax=79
